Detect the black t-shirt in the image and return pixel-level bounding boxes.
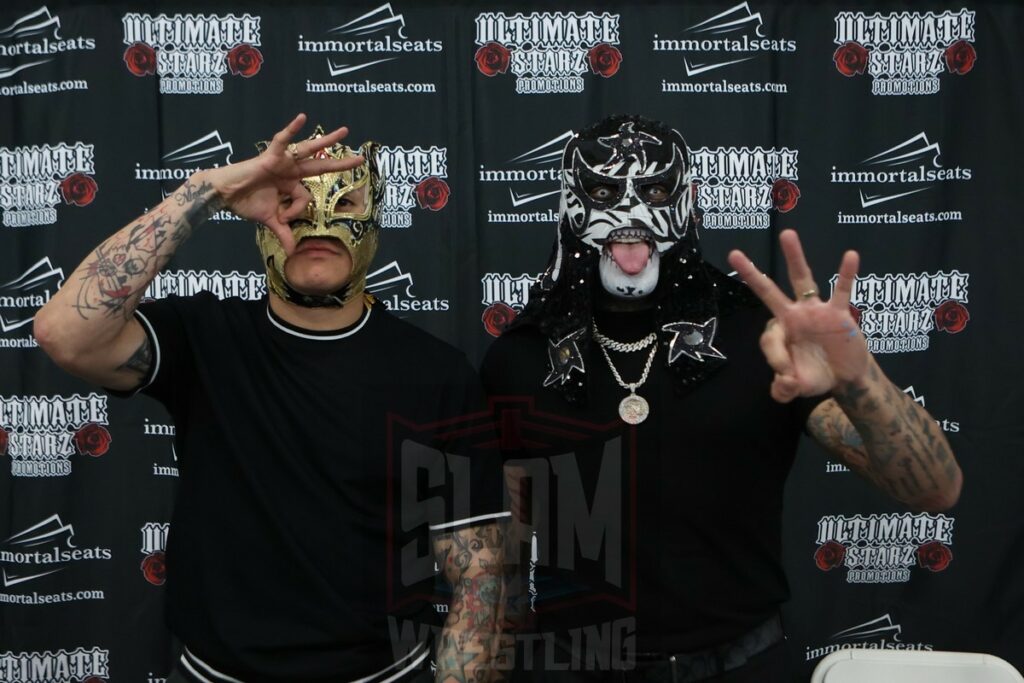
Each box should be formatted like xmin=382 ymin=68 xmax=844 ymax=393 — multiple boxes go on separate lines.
xmin=481 ymin=304 xmax=825 ymax=654
xmin=128 ymin=294 xmax=507 ymax=682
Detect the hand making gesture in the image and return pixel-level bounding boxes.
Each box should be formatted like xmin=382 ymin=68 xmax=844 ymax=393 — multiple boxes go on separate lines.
xmin=727 ymin=229 xmax=867 ymax=402
xmin=208 ymin=113 xmax=363 ymax=254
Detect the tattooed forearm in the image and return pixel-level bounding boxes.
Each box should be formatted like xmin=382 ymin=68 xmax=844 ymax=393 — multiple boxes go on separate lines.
xmin=810 ymin=358 xmax=961 ymax=511
xmin=434 ymin=524 xmax=506 ymax=683
xmin=70 ymin=178 xmax=222 ymax=321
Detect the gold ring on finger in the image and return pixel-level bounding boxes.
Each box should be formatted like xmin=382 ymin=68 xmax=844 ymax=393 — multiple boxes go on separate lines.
xmin=800 ymin=289 xmax=819 ymax=299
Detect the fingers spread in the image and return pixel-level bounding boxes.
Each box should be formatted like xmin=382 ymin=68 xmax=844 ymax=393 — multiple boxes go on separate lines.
xmin=297 ymin=126 xmax=349 ymax=158
xmin=296 ymin=156 xmax=364 ymax=177
xmin=830 ymin=249 xmax=860 ymax=309
xmin=779 ymin=229 xmax=818 ymax=299
xmin=268 ymin=113 xmax=307 ymax=154
xmin=727 ymin=249 xmax=791 ymax=316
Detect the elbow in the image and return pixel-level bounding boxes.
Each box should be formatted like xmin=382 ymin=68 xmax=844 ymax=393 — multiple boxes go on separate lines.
xmin=33 ymin=307 xmax=83 ymax=372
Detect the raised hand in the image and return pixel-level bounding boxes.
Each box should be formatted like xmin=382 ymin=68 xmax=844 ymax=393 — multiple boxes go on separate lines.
xmin=206 ymin=113 xmax=363 ymax=254
xmin=727 ymin=229 xmax=868 ymax=402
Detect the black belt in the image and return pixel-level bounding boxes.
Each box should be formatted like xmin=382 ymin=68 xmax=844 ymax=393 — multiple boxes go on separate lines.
xmin=628 ymin=615 xmax=784 ymax=683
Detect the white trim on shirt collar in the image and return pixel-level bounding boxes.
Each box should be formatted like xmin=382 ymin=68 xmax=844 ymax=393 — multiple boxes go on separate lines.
xmin=265 ymin=304 xmax=372 ymax=341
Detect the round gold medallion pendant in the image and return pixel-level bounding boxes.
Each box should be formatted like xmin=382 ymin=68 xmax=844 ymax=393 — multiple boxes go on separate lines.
xmin=618 ymin=394 xmax=649 ymax=425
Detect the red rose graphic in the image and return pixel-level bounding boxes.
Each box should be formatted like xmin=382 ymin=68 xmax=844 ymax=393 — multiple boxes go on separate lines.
xmin=482 ymin=303 xmax=517 ymax=337
xmin=848 ymin=304 xmax=862 ymax=327
xmin=814 ymin=540 xmax=846 ymax=571
xmin=123 ymin=42 xmax=157 ymax=77
xmin=59 ymin=173 xmax=98 ymax=207
xmin=0 ymin=428 xmax=8 ymax=455
xmin=588 ymin=43 xmax=622 ymax=78
xmin=141 ymin=551 xmax=167 ymax=585
xmin=227 ymin=43 xmax=264 ymax=77
xmin=934 ymin=300 xmax=970 ymax=334
xmin=74 ymin=423 xmax=111 ymax=457
xmin=945 ymin=40 xmax=977 ymax=75
xmin=415 ymin=177 xmax=450 ymax=211
xmin=770 ymin=178 xmax=800 ymax=213
xmin=475 ymin=42 xmax=511 ymax=76
xmin=833 ymin=41 xmax=869 ymax=77
xmin=917 ymin=541 xmax=953 ymax=572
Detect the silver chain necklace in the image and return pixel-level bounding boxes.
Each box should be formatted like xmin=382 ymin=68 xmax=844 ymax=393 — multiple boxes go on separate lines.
xmin=592 ymin=322 xmax=657 ymax=425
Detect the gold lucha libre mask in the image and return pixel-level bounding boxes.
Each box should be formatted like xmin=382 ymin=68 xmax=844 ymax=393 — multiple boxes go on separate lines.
xmin=255 ymin=128 xmax=384 ymax=307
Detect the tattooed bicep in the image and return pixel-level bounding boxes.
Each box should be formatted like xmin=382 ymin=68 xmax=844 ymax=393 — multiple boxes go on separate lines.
xmin=116 ymin=335 xmax=154 ymax=379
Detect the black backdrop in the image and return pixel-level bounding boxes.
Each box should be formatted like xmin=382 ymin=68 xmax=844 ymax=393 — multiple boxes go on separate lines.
xmin=1 ymin=1 xmax=1022 ymax=681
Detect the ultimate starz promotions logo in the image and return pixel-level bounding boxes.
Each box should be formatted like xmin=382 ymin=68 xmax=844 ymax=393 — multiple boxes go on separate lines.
xmin=689 ymin=146 xmax=800 ymax=229
xmin=833 ymin=9 xmax=976 ymax=95
xmin=832 ymin=132 xmax=971 ymax=226
xmin=480 ymin=273 xmax=536 ymax=337
xmin=478 ymin=130 xmax=571 ymax=225
xmin=121 ymin=13 xmax=263 ymax=95
xmin=143 ymin=270 xmax=265 ymax=300
xmin=839 ymin=269 xmax=970 ymax=354
xmin=0 ymin=394 xmax=111 ymax=478
xmin=299 ymin=4 xmax=442 ymax=95
xmin=377 ymin=145 xmax=449 ymax=228
xmin=474 ymin=12 xmax=622 ymax=94
xmin=653 ymin=3 xmax=796 ymax=95
xmin=805 ymin=614 xmax=933 ymax=662
xmin=0 ymin=647 xmax=110 ymax=682
xmin=366 ymin=261 xmax=450 ymax=313
xmin=140 ymin=523 xmax=169 ymax=586
xmin=0 ymin=257 xmax=65 ymax=349
xmin=0 ymin=142 xmax=97 ymax=227
xmin=815 ymin=513 xmax=955 ymax=584
xmin=0 ymin=6 xmax=95 ymax=97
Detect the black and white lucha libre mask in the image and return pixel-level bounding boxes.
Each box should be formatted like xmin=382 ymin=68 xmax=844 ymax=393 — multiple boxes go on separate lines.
xmin=559 ymin=118 xmax=694 ymax=299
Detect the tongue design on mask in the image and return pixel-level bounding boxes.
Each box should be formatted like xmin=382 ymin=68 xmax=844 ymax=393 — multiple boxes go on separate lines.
xmin=609 ymin=241 xmax=651 ymax=275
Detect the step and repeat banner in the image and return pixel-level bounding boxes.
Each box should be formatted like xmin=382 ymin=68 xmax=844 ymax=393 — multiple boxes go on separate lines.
xmin=1 ymin=1 xmax=1021 ymax=680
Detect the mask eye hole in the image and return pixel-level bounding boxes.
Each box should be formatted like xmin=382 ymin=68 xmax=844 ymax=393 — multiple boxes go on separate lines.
xmin=578 ymin=171 xmax=625 ymax=207
xmin=636 ymin=181 xmax=670 ymax=206
xmin=636 ymin=169 xmax=681 ymax=207
xmin=587 ymin=183 xmax=619 ymax=203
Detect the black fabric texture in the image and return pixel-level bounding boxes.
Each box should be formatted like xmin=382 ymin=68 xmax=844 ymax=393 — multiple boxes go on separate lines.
xmin=482 ymin=302 xmax=825 ymax=657
xmin=134 ymin=293 xmax=505 ymax=682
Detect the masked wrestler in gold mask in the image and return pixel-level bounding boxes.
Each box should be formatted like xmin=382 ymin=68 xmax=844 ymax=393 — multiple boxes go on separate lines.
xmin=256 ymin=127 xmax=383 ymax=308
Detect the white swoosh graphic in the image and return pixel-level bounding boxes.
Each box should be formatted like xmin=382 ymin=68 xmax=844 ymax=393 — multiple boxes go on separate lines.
xmin=683 ymin=56 xmax=755 ymax=76
xmin=327 ymin=57 xmax=398 ymax=76
xmin=859 ymin=187 xmax=931 ymax=208
xmin=509 ymin=189 xmax=560 ymax=207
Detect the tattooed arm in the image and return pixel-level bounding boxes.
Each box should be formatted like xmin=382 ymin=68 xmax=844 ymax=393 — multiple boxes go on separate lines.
xmin=806 ymin=358 xmax=962 ymax=511
xmin=33 ymin=177 xmax=222 ymax=390
xmin=34 ymin=114 xmax=361 ymax=391
xmin=433 ymin=523 xmax=505 ymax=683
xmin=728 ymin=230 xmax=961 ymax=512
